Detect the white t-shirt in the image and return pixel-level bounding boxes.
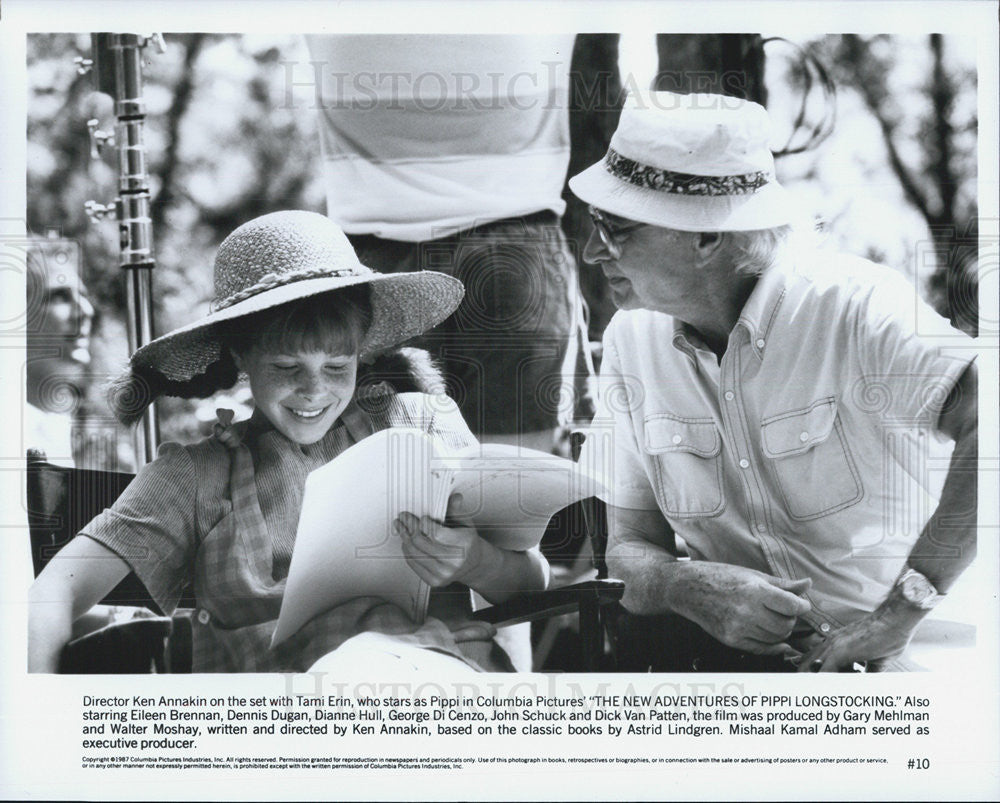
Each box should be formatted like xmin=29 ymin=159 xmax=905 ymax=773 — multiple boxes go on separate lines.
xmin=305 ymin=34 xmax=574 ymax=241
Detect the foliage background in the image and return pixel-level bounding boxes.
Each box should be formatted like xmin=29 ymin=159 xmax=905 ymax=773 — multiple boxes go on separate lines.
xmin=25 ymin=33 xmax=978 ymax=469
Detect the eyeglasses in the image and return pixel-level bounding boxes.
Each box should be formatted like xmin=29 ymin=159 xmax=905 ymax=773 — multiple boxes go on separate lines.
xmin=587 ymin=206 xmax=647 ymax=259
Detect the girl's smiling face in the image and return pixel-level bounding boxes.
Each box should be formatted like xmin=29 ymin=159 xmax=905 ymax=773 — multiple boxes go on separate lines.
xmin=223 ymin=288 xmax=373 ymax=445
xmin=237 ymin=347 xmax=358 ymax=445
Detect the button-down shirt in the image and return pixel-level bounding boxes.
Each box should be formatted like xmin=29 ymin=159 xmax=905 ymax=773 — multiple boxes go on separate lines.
xmin=585 ymin=249 xmax=976 ymax=631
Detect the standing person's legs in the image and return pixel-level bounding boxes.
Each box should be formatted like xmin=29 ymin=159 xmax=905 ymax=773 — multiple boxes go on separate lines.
xmin=350 ymin=213 xmax=589 ymax=453
xmin=352 ymin=216 xmax=590 ymax=672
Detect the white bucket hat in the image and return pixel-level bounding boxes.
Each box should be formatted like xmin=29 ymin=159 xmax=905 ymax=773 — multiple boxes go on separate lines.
xmin=569 ymin=90 xmax=797 ymax=232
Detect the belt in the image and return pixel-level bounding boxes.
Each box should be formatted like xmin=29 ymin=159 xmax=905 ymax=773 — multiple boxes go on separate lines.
xmin=349 ymin=210 xmax=560 ymax=247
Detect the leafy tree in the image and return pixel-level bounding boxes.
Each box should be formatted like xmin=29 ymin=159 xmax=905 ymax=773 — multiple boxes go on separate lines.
xmin=802 ymin=34 xmax=978 ymax=334
xmin=27 ymin=33 xmax=978 ymax=470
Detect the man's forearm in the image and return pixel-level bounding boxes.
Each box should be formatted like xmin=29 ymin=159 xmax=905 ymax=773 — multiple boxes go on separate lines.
xmin=905 ymin=421 xmax=977 ymax=593
xmin=606 ymin=517 xmax=737 ymax=621
xmin=605 ymin=505 xmax=682 ymax=615
xmin=606 ymin=509 xmax=745 ymax=622
xmin=608 ymin=537 xmax=681 ymax=615
xmin=606 ymin=501 xmax=816 ymax=653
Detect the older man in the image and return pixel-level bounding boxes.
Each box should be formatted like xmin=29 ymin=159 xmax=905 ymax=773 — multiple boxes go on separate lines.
xmin=571 ymin=91 xmax=977 ymax=671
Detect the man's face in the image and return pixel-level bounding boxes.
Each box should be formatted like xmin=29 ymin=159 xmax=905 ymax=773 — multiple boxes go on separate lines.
xmin=583 ymin=207 xmax=703 ymax=316
xmin=26 ymin=245 xmax=95 ymax=407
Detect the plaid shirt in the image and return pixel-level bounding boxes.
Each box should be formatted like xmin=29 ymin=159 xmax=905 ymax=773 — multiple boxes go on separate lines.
xmin=84 ymin=391 xmax=508 ymax=672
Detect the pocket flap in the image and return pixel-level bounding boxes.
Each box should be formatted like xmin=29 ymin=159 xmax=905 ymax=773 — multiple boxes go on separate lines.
xmin=761 ymin=398 xmax=838 ymax=458
xmin=644 ymin=414 xmax=721 ymax=458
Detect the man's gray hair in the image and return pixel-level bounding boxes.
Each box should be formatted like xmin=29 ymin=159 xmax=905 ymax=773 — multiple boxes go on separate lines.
xmin=728 ymin=225 xmax=793 ymax=276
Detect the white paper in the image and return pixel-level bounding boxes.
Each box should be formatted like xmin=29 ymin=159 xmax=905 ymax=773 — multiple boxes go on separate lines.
xmin=272 ymin=429 xmax=446 ymax=645
xmin=448 ymin=444 xmax=607 ymax=550
xmin=273 ymin=431 xmax=605 ymax=645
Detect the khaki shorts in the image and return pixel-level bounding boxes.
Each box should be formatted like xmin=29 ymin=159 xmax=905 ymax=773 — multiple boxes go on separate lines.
xmin=350 ymin=212 xmax=588 ymax=436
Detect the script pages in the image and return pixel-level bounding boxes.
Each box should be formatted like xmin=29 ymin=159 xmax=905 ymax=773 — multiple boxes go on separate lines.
xmin=271 ymin=428 xmax=605 ymax=646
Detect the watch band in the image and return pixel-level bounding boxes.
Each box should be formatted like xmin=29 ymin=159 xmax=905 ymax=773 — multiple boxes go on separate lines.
xmin=895 ymin=568 xmax=942 ymax=610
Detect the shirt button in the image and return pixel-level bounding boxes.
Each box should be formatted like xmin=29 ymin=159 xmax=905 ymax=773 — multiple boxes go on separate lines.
xmin=756 ymin=522 xmax=767 ymax=532
xmin=755 ymin=338 xmax=765 ymax=349
xmin=197 ymin=609 xmax=211 ymax=625
xmin=819 ymin=622 xmax=831 ymax=633
xmin=738 ymin=459 xmax=750 ymax=469
xmin=671 ymin=434 xmax=682 ymax=445
xmin=799 ymin=431 xmax=809 ymax=442
xmin=724 ymin=391 xmax=735 ymax=401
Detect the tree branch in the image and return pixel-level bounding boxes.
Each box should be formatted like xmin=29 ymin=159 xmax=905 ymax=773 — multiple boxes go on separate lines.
xmin=929 ymin=33 xmax=957 ymax=224
xmin=151 ymin=34 xmax=206 ymax=228
xmin=839 ymin=35 xmax=935 ymax=224
xmin=866 ymin=97 xmax=936 ymax=224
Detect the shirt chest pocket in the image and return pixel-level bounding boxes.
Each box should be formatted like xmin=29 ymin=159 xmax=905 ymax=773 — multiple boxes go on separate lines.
xmin=760 ymin=398 xmax=863 ymax=520
xmin=644 ymin=414 xmax=725 ymax=518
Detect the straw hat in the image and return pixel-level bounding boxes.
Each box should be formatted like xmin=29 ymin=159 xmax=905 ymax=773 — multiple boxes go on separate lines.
xmin=113 ymin=211 xmax=462 ymax=418
xmin=569 ymin=90 xmax=797 ymax=232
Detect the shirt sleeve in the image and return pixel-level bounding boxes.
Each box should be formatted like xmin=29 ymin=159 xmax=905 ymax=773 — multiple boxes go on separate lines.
xmin=853 ymin=266 xmax=977 ymax=431
xmin=80 ymin=442 xmax=199 ymax=614
xmin=580 ymin=318 xmax=660 ymax=511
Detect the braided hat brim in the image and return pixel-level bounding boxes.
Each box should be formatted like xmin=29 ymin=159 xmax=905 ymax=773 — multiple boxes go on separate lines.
xmin=130 ymin=270 xmax=463 ymax=384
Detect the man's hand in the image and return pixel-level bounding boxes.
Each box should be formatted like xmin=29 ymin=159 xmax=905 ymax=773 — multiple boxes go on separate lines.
xmin=676 ymin=563 xmax=813 ymax=656
xmin=395 ymin=494 xmax=495 ymax=588
xmin=797 ymin=590 xmax=927 ymax=672
xmin=607 ymin=507 xmax=813 ymax=656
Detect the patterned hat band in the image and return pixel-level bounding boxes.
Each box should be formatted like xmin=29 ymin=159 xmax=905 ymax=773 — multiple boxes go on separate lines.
xmin=604 ymin=148 xmax=772 ymax=196
xmin=212 ymin=265 xmax=366 ymax=311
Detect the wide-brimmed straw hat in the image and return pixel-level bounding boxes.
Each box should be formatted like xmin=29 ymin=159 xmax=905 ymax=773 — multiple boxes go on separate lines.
xmin=569 ymin=90 xmax=797 ymax=232
xmin=113 ymin=211 xmax=463 ymax=418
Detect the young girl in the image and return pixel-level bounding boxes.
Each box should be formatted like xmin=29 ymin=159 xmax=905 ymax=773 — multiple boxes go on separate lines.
xmin=28 ymin=211 xmax=548 ymax=673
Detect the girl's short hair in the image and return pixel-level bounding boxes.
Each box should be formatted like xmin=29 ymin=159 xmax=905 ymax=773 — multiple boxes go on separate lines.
xmin=108 ymin=287 xmax=374 ymax=426
xmin=222 ymin=286 xmax=373 ymax=358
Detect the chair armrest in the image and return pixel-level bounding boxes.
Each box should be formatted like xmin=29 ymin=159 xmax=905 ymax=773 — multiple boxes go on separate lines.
xmin=472 ymin=579 xmax=624 ymax=628
xmin=59 ymin=616 xmax=173 ymax=674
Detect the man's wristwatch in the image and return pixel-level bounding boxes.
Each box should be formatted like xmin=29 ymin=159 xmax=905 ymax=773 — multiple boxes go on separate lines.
xmin=894 ymin=568 xmax=943 ymax=610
